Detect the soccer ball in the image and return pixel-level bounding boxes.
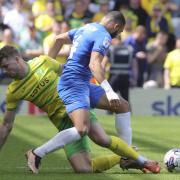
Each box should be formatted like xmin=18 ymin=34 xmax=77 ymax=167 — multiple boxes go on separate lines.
xmin=164 ymin=148 xmax=180 ymax=172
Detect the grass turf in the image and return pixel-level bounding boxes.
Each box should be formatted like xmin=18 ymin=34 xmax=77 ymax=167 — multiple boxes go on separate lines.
xmin=0 ymin=114 xmax=180 ymax=180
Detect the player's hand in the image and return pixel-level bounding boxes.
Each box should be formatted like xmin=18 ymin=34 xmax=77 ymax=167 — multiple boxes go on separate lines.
xmin=106 ymin=91 xmax=121 ymax=108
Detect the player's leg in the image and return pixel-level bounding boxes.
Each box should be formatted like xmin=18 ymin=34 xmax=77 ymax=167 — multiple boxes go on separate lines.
xmin=68 ymin=111 xmax=160 ymax=173
xmin=63 ymin=135 xmax=120 ymax=173
xmin=27 ymin=86 xmax=91 ymax=161
xmin=69 ymin=108 xmax=90 ymax=137
xmin=25 ymin=116 xmax=121 ymax=173
xmin=58 ymin=79 xmax=92 ymax=137
xmin=25 ymin=106 xmax=90 ymax=174
xmin=88 ymin=118 xmax=137 ymax=160
xmin=69 ymin=152 xmax=121 ymax=173
xmin=88 ymin=111 xmax=137 ymax=161
xmin=61 ymin=113 xmax=123 ymax=173
xmin=87 ymin=111 xmax=160 ymax=173
xmin=90 ymin=84 xmax=132 ymax=145
xmin=71 ymin=111 xmax=142 ymax=173
xmin=26 ymin=110 xmax=160 ymax=174
xmin=26 ymin=136 xmax=144 ymax=174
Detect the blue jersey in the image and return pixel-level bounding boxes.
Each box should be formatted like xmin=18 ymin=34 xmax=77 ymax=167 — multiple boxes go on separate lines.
xmin=61 ymin=23 xmax=112 ymax=83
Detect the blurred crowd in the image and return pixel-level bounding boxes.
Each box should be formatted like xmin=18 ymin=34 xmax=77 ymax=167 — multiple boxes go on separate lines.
xmin=0 ymin=0 xmax=180 ymax=92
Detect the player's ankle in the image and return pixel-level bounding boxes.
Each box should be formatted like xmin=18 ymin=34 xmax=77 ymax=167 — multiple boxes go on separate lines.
xmin=32 ymin=149 xmax=41 ymax=159
xmin=136 ymin=155 xmax=148 ymax=166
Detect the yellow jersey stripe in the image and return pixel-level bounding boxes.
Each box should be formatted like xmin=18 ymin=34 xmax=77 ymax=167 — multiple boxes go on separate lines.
xmin=38 ymin=96 xmax=54 ymax=109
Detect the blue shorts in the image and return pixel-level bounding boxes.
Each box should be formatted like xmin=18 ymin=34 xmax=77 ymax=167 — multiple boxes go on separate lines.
xmin=57 ymin=79 xmax=105 ymax=113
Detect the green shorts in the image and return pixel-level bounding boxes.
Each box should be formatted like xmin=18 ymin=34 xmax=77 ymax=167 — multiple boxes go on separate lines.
xmin=59 ymin=110 xmax=98 ymax=159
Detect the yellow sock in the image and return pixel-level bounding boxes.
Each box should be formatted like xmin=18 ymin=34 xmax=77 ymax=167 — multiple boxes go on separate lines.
xmin=91 ymin=154 xmax=120 ymax=172
xmin=108 ymin=136 xmax=139 ymax=160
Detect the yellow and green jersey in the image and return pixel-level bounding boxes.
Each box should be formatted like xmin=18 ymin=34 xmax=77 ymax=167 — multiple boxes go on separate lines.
xmin=6 ymin=55 xmax=67 ymax=129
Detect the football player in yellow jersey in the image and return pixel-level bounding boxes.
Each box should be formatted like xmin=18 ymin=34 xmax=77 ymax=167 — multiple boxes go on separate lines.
xmin=0 ymin=46 xmax=160 ymax=174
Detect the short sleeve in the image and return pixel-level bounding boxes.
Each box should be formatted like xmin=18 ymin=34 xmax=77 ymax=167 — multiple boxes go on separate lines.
xmin=68 ymin=29 xmax=78 ymax=41
xmin=92 ymin=35 xmax=111 ymax=56
xmin=164 ymin=53 xmax=172 ymax=70
xmin=6 ymin=87 xmax=20 ymax=111
xmin=44 ymin=55 xmax=60 ymax=74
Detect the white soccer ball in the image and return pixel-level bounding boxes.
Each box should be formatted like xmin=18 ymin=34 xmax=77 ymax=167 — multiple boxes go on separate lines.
xmin=164 ymin=148 xmax=180 ymax=172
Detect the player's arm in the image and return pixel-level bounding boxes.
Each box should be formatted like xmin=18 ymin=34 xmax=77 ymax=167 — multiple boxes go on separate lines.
xmin=89 ymin=52 xmax=106 ymax=83
xmin=101 ymin=56 xmax=109 ymax=69
xmin=48 ymin=32 xmax=72 ymax=59
xmin=89 ymin=52 xmax=120 ymax=107
xmin=0 ymin=110 xmax=16 ymax=149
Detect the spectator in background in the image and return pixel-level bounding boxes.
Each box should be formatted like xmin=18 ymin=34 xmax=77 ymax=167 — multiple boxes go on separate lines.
xmin=0 ymin=7 xmax=4 ymax=23
xmin=3 ymin=0 xmax=29 ymax=42
xmin=68 ymin=0 xmax=91 ymax=28
xmin=123 ymin=26 xmax=147 ymax=87
xmin=171 ymin=0 xmax=180 ymax=38
xmin=0 ymin=0 xmax=12 ymax=10
xmin=34 ymin=0 xmax=63 ymax=36
xmin=120 ymin=17 xmax=133 ymax=42
xmin=32 ymin=0 xmax=62 ymax=17
xmin=164 ymin=38 xmax=180 ymax=89
xmin=89 ymin=0 xmax=115 ymax=14
xmin=108 ymin=38 xmax=133 ymax=101
xmin=0 ymin=0 xmax=9 ymax=22
xmin=0 ymin=27 xmax=19 ymax=49
xmin=0 ymin=24 xmax=9 ymax=41
xmin=92 ymin=0 xmax=109 ymax=22
xmin=31 ymin=0 xmax=47 ymax=17
xmin=146 ymin=3 xmax=169 ymax=40
xmin=43 ymin=20 xmax=71 ymax=64
xmin=160 ymin=0 xmax=175 ymax=34
xmin=0 ymin=0 xmax=9 ymax=41
xmin=82 ymin=0 xmax=94 ymax=19
xmin=129 ymin=0 xmax=148 ymax=26
xmin=120 ymin=3 xmax=138 ymax=41
xmin=19 ymin=20 xmax=43 ymax=59
xmin=113 ymin=0 xmax=129 ymax=11
xmin=61 ymin=0 xmax=75 ymax=19
xmin=146 ymin=31 xmax=168 ymax=87
xmin=140 ymin=0 xmax=158 ymax=15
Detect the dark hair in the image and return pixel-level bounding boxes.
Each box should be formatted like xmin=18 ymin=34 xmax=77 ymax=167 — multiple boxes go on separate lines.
xmin=0 ymin=46 xmax=20 ymax=63
xmin=105 ymin=11 xmax=126 ymax=26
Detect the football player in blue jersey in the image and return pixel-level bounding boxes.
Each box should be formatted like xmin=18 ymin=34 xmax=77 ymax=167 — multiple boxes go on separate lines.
xmin=26 ymin=11 xmax=160 ymax=174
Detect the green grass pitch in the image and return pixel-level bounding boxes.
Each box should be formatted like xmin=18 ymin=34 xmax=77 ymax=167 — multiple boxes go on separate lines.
xmin=0 ymin=114 xmax=180 ymax=180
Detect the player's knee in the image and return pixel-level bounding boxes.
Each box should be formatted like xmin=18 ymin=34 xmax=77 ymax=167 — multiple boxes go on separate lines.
xmin=74 ymin=163 xmax=92 ymax=173
xmin=113 ymin=99 xmax=130 ymax=113
xmin=75 ymin=167 xmax=92 ymax=173
xmin=74 ymin=120 xmax=90 ymax=137
xmin=76 ymin=126 xmax=89 ymax=137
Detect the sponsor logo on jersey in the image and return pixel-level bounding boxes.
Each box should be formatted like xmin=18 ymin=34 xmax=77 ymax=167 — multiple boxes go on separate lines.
xmin=30 ymin=77 xmax=49 ymax=98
